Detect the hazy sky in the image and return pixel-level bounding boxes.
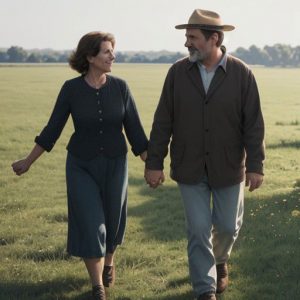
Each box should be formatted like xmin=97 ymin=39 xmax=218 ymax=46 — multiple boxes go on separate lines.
xmin=1 ymin=0 xmax=300 ymax=52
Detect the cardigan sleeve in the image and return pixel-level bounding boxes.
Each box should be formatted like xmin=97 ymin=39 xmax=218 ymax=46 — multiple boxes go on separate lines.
xmin=35 ymin=81 xmax=71 ymax=152
xmin=145 ymin=66 xmax=174 ymax=170
xmin=122 ymin=81 xmax=148 ymax=156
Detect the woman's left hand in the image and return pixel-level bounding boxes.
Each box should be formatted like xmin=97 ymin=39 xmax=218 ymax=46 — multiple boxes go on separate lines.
xmin=139 ymin=151 xmax=147 ymax=162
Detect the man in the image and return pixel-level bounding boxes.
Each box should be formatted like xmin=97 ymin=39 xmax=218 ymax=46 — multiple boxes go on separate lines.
xmin=144 ymin=9 xmax=265 ymax=300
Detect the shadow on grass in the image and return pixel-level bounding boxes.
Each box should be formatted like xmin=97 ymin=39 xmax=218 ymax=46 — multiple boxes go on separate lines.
xmin=145 ymin=290 xmax=195 ymax=300
xmin=267 ymin=139 xmax=300 ymax=149
xmin=0 ymin=277 xmax=89 ymax=300
xmin=161 ymin=276 xmax=195 ymax=300
xmin=130 ymin=176 xmax=300 ymax=299
xmin=128 ymin=177 xmax=186 ymax=241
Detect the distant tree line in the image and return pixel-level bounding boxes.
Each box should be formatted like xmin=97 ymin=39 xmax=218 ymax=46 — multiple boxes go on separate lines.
xmin=231 ymin=44 xmax=300 ymax=67
xmin=0 ymin=46 xmax=185 ymax=64
xmin=0 ymin=46 xmax=71 ymax=63
xmin=1 ymin=44 xmax=300 ymax=67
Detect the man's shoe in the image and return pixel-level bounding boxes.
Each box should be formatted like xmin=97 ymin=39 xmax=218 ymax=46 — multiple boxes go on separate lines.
xmin=197 ymin=292 xmax=216 ymax=300
xmin=216 ymin=262 xmax=228 ymax=294
xmin=92 ymin=284 xmax=106 ymax=300
xmin=103 ymin=265 xmax=115 ymax=287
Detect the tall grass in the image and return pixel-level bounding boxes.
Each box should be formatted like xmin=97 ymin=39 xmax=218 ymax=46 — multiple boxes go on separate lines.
xmin=0 ymin=65 xmax=299 ymax=299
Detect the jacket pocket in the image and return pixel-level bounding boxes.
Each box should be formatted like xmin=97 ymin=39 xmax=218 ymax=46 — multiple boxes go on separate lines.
xmin=225 ymin=143 xmax=245 ymax=169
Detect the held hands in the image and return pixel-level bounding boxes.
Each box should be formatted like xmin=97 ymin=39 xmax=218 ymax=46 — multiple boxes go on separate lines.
xmin=246 ymin=172 xmax=264 ymax=192
xmin=144 ymin=169 xmax=165 ymax=188
xmin=141 ymin=151 xmax=164 ymax=188
xmin=139 ymin=151 xmax=147 ymax=162
xmin=11 ymin=158 xmax=31 ymax=176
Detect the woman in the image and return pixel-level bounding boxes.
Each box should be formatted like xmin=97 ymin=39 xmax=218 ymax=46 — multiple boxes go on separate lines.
xmin=11 ymin=31 xmax=148 ymax=300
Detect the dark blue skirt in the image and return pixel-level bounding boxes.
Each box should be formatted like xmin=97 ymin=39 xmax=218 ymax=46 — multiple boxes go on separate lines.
xmin=65 ymin=152 xmax=128 ymax=258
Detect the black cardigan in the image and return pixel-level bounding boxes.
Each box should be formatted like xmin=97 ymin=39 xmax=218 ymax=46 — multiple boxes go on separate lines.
xmin=35 ymin=75 xmax=148 ymax=160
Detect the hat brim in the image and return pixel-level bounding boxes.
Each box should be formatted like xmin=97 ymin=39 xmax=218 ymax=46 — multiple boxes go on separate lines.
xmin=175 ymin=24 xmax=235 ymax=31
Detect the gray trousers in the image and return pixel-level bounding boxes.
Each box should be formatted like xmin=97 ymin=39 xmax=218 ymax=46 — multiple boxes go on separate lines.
xmin=178 ymin=176 xmax=244 ymax=296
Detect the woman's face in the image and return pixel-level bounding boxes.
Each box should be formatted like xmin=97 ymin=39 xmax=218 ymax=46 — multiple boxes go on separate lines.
xmin=88 ymin=41 xmax=115 ymax=73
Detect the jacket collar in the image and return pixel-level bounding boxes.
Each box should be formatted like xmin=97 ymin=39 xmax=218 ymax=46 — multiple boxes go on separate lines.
xmin=185 ymin=46 xmax=228 ymax=98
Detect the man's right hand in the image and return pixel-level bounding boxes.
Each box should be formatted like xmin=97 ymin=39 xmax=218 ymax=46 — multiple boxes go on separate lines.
xmin=144 ymin=169 xmax=165 ymax=188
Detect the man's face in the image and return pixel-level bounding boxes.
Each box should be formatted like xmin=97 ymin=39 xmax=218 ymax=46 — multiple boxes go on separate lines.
xmin=184 ymin=28 xmax=214 ymax=63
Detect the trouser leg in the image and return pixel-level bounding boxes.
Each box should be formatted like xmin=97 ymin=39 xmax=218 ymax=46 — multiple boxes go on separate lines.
xmin=212 ymin=182 xmax=244 ymax=264
xmin=178 ymin=180 xmax=216 ymax=295
xmin=178 ymin=179 xmax=245 ymax=296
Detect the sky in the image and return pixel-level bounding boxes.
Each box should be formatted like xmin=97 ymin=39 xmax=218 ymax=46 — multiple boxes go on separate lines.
xmin=1 ymin=0 xmax=300 ymax=53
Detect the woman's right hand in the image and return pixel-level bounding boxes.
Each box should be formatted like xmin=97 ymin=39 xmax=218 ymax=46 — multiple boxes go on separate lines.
xmin=139 ymin=151 xmax=147 ymax=162
xmin=11 ymin=159 xmax=31 ymax=176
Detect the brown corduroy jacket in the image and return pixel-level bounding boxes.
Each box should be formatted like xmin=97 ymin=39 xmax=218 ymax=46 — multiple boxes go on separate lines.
xmin=146 ymin=54 xmax=265 ymax=188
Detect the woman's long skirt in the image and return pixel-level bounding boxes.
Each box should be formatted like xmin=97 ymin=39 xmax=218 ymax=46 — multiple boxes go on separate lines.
xmin=65 ymin=152 xmax=128 ymax=258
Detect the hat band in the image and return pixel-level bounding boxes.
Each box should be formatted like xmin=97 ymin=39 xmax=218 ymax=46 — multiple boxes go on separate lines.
xmin=183 ymin=24 xmax=225 ymax=30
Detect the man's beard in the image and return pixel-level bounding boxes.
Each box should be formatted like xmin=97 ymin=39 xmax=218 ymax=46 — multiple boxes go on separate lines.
xmin=188 ymin=48 xmax=207 ymax=63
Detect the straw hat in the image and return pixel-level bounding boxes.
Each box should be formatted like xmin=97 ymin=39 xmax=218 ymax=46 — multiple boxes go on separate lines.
xmin=175 ymin=9 xmax=235 ymax=31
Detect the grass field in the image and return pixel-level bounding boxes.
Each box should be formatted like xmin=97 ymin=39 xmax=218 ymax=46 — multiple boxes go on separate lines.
xmin=0 ymin=64 xmax=300 ymax=300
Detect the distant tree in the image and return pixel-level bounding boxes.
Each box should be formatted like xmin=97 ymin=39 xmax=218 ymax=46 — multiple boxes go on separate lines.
xmin=232 ymin=47 xmax=251 ymax=62
xmin=264 ymin=45 xmax=282 ymax=66
xmin=152 ymin=55 xmax=170 ymax=63
xmin=233 ymin=45 xmax=291 ymax=67
xmin=129 ymin=54 xmax=150 ymax=63
xmin=248 ymin=45 xmax=271 ymax=65
xmin=153 ymin=52 xmax=185 ymax=63
xmin=57 ymin=53 xmax=69 ymax=62
xmin=275 ymin=44 xmax=293 ymax=66
xmin=42 ymin=54 xmax=57 ymax=63
xmin=26 ymin=53 xmax=42 ymax=63
xmin=7 ymin=46 xmax=27 ymax=62
xmin=173 ymin=52 xmax=186 ymax=61
xmin=0 ymin=51 xmax=8 ymax=62
xmin=115 ymin=52 xmax=126 ymax=63
xmin=292 ymin=46 xmax=300 ymax=66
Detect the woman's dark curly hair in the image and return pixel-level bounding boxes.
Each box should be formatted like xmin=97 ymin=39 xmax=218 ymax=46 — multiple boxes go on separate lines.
xmin=69 ymin=31 xmax=115 ymax=74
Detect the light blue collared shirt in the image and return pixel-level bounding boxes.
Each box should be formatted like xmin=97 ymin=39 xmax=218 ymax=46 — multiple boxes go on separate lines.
xmin=197 ymin=51 xmax=227 ymax=94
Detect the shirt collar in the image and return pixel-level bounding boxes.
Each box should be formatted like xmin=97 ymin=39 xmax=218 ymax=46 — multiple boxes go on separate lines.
xmin=197 ymin=45 xmax=227 ymax=73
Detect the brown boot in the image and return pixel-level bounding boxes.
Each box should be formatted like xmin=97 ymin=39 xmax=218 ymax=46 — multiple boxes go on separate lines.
xmin=216 ymin=263 xmax=228 ymax=294
xmin=103 ymin=265 xmax=115 ymax=287
xmin=197 ymin=292 xmax=216 ymax=300
xmin=92 ymin=284 xmax=106 ymax=300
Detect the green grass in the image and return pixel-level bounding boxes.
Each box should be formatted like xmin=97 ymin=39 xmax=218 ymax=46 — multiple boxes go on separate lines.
xmin=0 ymin=64 xmax=300 ymax=300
